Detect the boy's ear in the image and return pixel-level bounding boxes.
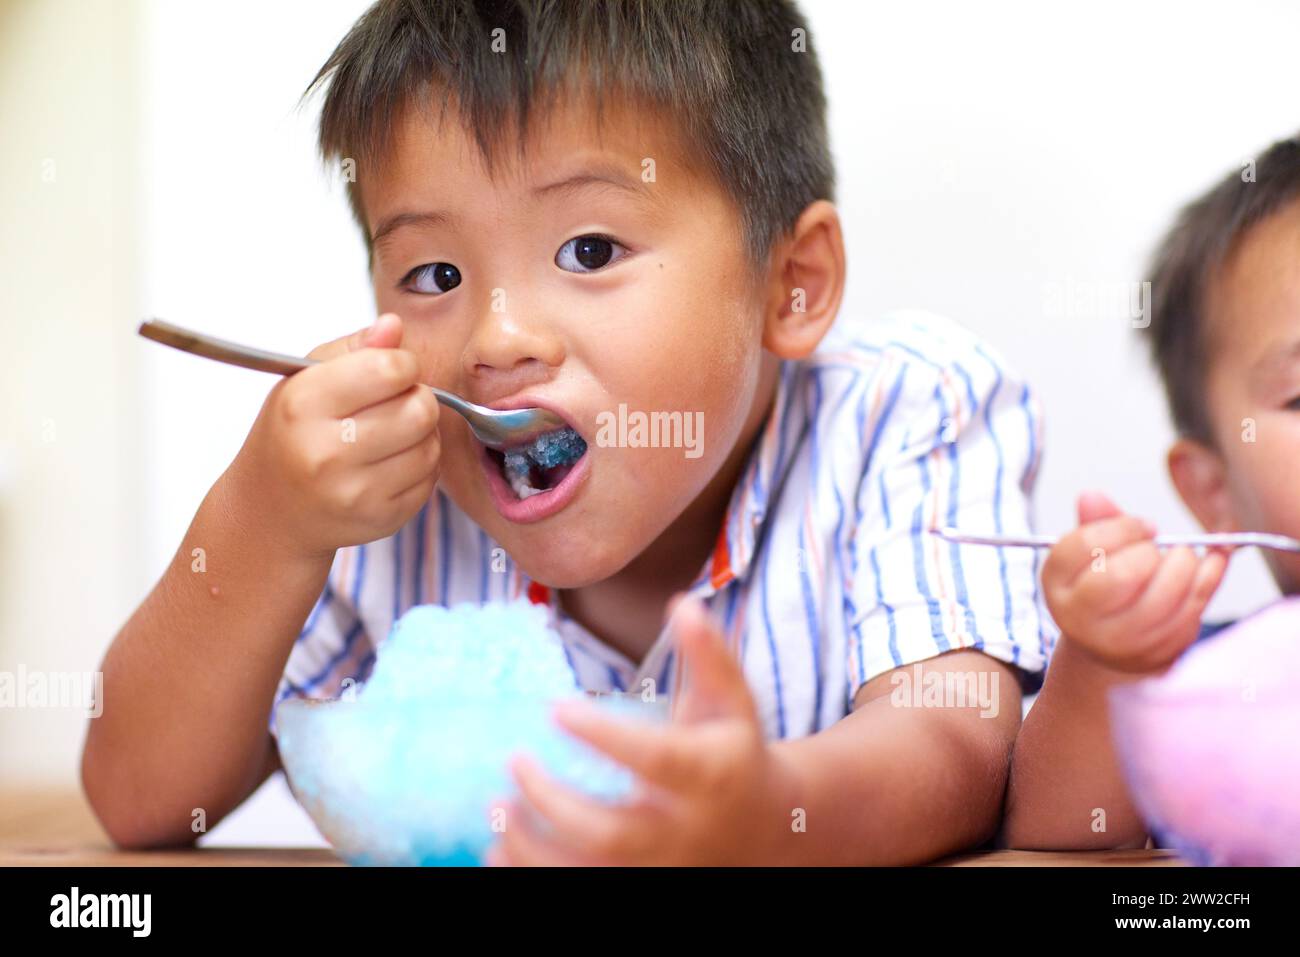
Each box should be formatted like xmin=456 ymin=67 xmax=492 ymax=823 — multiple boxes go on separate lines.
xmin=761 ymin=199 xmax=846 ymax=360
xmin=1168 ymin=437 xmax=1237 ymax=532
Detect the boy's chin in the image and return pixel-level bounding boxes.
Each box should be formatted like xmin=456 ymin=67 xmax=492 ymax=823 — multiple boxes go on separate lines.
xmin=508 ymin=538 xmax=638 ymax=590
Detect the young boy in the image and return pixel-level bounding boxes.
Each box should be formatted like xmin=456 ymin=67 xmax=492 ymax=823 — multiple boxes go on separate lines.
xmin=84 ymin=0 xmax=1050 ymax=865
xmin=1002 ymin=133 xmax=1300 ymax=849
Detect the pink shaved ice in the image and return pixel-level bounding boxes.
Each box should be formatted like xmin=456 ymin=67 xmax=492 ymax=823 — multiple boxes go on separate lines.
xmin=1110 ymin=596 xmax=1300 ymax=865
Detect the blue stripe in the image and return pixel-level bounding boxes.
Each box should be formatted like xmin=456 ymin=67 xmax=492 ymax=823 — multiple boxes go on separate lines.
xmin=606 ymin=665 xmax=625 ymax=692
xmin=298 ymin=580 xmax=332 ymax=642
xmin=658 ymin=652 xmax=674 ymax=699
xmin=413 ymin=503 xmax=427 ymax=605
xmin=392 ymin=528 xmax=403 ymax=624
xmin=772 ymin=364 xmax=800 ymax=478
xmin=854 ymin=364 xmax=910 ymax=679
xmin=932 ymin=381 xmax=981 ymax=648
xmin=1020 ymin=386 xmax=1047 ymax=665
xmin=871 ymin=474 xmax=900 ymax=674
xmin=798 ymin=373 xmax=825 ymax=726
xmin=757 ymin=522 xmax=788 ymax=738
xmin=355 ymin=649 xmax=376 ymax=684
xmin=972 ymin=346 xmax=1016 ymax=658
xmin=823 ymin=372 xmax=858 ymax=715
xmin=300 ymin=620 xmax=365 ymax=693
xmin=478 ymin=529 xmax=490 ymax=602
xmin=350 ymin=545 xmax=367 ymax=609
xmin=1019 ymin=385 xmax=1039 ymax=491
xmin=559 ymin=640 xmax=579 ymax=685
xmin=909 ymin=435 xmax=951 ymax=652
xmin=439 ymin=496 xmax=451 ymax=603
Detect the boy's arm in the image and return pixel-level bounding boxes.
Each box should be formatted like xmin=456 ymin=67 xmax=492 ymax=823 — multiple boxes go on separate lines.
xmin=83 ymin=315 xmax=441 ymax=848
xmin=769 ymin=649 xmax=1022 ymax=865
xmin=1000 ymin=637 xmax=1150 ymax=850
xmin=999 ymin=492 xmax=1226 ymax=850
xmin=82 ymin=466 xmax=332 ymax=848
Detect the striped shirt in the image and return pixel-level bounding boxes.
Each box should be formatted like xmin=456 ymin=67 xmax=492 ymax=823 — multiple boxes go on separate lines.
xmin=270 ymin=310 xmax=1054 ymax=741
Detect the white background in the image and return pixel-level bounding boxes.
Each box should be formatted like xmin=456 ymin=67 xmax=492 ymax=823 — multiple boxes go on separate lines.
xmin=3 ymin=0 xmax=1297 ymax=844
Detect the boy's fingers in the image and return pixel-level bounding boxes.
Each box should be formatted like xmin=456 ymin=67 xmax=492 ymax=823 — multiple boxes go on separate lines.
xmin=368 ymin=431 xmax=441 ymax=497
xmin=1050 ymin=515 xmax=1157 ymax=581
xmin=1186 ymin=548 xmax=1230 ymax=616
xmin=1066 ymin=539 xmax=1161 ymax=616
xmin=1076 ymin=490 xmax=1122 ymax=525
xmin=670 ymin=597 xmax=755 ymax=725
xmin=552 ymin=699 xmax=710 ymax=792
xmin=301 ymin=346 xmax=424 ymax=417
xmin=306 ymin=313 xmax=403 ymax=362
xmin=1116 ymin=546 xmax=1200 ymax=633
xmin=345 ymin=387 xmax=440 ymax=464
xmin=1141 ymin=549 xmax=1231 ymax=667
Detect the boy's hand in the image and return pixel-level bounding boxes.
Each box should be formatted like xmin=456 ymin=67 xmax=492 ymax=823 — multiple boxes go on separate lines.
xmin=486 ymin=597 xmax=800 ymax=866
xmin=230 ymin=313 xmax=441 ymax=559
xmin=1042 ymin=491 xmax=1229 ymax=672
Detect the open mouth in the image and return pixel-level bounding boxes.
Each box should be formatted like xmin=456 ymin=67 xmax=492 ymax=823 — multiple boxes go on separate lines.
xmin=486 ymin=427 xmax=589 ymax=500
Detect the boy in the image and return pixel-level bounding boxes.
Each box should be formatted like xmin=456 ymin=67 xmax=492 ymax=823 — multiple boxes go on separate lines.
xmin=84 ymin=0 xmax=1050 ymax=865
xmin=1002 ymin=134 xmax=1300 ymax=849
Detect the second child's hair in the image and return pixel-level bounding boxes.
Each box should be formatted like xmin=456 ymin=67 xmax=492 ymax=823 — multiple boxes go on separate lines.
xmin=305 ymin=0 xmax=835 ymax=272
xmin=1146 ymin=133 xmax=1300 ymax=444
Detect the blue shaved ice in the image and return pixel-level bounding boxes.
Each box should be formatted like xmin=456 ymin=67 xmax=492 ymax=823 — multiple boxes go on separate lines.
xmin=277 ymin=600 xmax=662 ymax=866
xmin=503 ymin=427 xmax=587 ymax=481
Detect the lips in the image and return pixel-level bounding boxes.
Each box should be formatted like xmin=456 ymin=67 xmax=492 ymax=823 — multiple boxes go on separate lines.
xmin=474 ymin=395 xmax=591 ymax=524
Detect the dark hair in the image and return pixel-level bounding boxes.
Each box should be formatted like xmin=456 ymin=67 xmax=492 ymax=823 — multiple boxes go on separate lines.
xmin=1146 ymin=133 xmax=1300 ymax=444
xmin=305 ymin=0 xmax=835 ymax=270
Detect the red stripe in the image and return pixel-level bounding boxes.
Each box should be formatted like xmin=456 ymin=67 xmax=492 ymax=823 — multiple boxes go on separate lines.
xmin=526 ymin=580 xmax=550 ymax=606
xmin=709 ymin=523 xmax=734 ymax=590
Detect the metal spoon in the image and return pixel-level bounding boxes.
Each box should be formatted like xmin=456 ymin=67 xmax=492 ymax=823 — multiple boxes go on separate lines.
xmin=934 ymin=526 xmax=1300 ymax=554
xmin=138 ymin=319 xmax=566 ymax=450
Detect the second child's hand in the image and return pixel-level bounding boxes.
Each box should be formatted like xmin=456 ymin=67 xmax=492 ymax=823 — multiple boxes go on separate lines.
xmin=1042 ymin=491 xmax=1230 ymax=672
xmin=485 ymin=596 xmax=799 ymax=866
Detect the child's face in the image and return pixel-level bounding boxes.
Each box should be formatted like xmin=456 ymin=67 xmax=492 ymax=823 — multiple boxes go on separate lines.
xmin=1184 ymin=198 xmax=1300 ymax=591
xmin=360 ymin=96 xmax=774 ymax=587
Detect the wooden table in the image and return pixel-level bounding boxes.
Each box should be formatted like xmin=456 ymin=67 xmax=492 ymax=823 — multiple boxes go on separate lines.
xmin=0 ymin=789 xmax=1183 ymax=867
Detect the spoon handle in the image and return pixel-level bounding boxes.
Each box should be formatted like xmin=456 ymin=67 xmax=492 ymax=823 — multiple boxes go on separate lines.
xmin=139 ymin=318 xmax=314 ymax=376
xmin=139 ymin=317 xmax=470 ymax=410
xmin=934 ymin=527 xmax=1300 ymax=554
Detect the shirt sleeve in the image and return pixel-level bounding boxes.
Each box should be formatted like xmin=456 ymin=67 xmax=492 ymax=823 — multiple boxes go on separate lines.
xmin=268 ymin=545 xmax=374 ymax=739
xmin=845 ymin=341 xmax=1053 ymax=703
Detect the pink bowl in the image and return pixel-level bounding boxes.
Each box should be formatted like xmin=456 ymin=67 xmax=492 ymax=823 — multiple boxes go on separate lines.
xmin=1109 ymin=597 xmax=1300 ymax=866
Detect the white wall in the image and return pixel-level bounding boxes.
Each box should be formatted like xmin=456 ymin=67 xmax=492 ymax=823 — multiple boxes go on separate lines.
xmin=4 ymin=0 xmax=1297 ymax=841
xmin=811 ymin=0 xmax=1299 ymax=619
xmin=0 ymin=0 xmax=144 ymax=784
xmin=142 ymin=0 xmax=1300 ymax=624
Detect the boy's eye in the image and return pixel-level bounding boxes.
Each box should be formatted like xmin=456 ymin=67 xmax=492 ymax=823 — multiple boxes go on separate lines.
xmin=402 ymin=262 xmax=462 ymax=295
xmin=555 ymin=235 xmax=627 ymax=273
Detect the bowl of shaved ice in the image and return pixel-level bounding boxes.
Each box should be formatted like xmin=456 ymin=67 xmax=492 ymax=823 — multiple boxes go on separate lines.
xmin=277 ymin=600 xmax=666 ymax=866
xmin=1110 ymin=597 xmax=1300 ymax=865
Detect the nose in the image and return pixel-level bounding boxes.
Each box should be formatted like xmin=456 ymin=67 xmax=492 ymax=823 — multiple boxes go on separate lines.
xmin=462 ymin=298 xmax=566 ymax=395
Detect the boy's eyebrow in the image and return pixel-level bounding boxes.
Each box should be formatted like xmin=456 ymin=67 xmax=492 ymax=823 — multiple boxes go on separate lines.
xmin=533 ymin=167 xmax=654 ymax=201
xmin=371 ymin=210 xmax=457 ymax=248
xmin=370 ymin=166 xmax=656 ymax=249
